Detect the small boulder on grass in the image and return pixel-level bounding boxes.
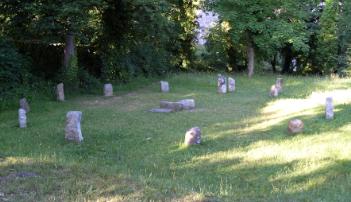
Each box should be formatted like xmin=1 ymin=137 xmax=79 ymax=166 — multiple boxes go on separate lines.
xmin=160 ymin=81 xmax=169 ymax=93
xmin=178 ymin=99 xmax=195 ymax=110
xmin=270 ymin=85 xmax=279 ymax=97
xmin=288 ymin=119 xmax=304 ymax=134
xmin=104 ymin=83 xmax=113 ymax=97
xmin=184 ymin=127 xmax=201 ymax=145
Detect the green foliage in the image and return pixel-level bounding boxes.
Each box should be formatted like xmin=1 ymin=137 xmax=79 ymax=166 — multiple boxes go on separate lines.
xmin=78 ymin=67 xmax=101 ymax=92
xmin=210 ymin=0 xmax=310 ymax=74
xmin=99 ymin=0 xmax=197 ymax=80
xmin=0 ymin=38 xmax=30 ymax=90
xmin=0 ymin=37 xmax=32 ymax=108
xmin=63 ymin=55 xmax=79 ymax=88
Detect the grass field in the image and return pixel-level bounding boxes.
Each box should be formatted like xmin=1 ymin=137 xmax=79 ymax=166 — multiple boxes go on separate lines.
xmin=1 ymin=73 xmax=351 ymax=201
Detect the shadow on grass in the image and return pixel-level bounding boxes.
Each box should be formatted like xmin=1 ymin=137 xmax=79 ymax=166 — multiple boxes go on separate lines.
xmin=0 ymin=159 xmax=143 ymax=202
xmin=162 ymin=104 xmax=351 ymax=200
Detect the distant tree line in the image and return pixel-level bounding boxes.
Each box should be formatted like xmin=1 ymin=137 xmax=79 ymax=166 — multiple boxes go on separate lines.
xmin=0 ymin=0 xmax=198 ymax=105
xmin=0 ymin=0 xmax=350 ymax=107
xmin=204 ymin=0 xmax=351 ymax=77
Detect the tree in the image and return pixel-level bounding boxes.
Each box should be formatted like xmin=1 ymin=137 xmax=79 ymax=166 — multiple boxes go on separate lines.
xmin=0 ymin=0 xmax=105 ymax=84
xmin=210 ymin=0 xmax=310 ymax=76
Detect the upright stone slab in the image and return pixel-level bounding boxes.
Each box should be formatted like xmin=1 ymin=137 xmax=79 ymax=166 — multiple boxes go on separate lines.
xmin=217 ymin=74 xmax=227 ymax=94
xmin=160 ymin=101 xmax=183 ymax=112
xmin=104 ymin=83 xmax=113 ymax=97
xmin=178 ymin=99 xmax=195 ymax=110
xmin=288 ymin=119 xmax=304 ymax=134
xmin=276 ymin=78 xmax=283 ymax=93
xmin=19 ymin=98 xmax=30 ymax=113
xmin=160 ymin=81 xmax=170 ymax=93
xmin=184 ymin=127 xmax=201 ymax=145
xmin=65 ymin=111 xmax=83 ymax=143
xmin=56 ymin=83 xmax=65 ymax=101
xmin=18 ymin=108 xmax=27 ymax=128
xmin=270 ymin=85 xmax=279 ymax=97
xmin=325 ymin=97 xmax=334 ymax=120
xmin=228 ymin=77 xmax=235 ymax=92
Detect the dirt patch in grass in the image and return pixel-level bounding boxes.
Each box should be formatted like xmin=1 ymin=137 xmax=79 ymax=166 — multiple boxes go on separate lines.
xmin=79 ymin=93 xmax=132 ymax=107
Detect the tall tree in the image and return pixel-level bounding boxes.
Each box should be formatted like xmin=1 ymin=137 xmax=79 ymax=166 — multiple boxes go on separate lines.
xmin=210 ymin=0 xmax=310 ymax=76
xmin=0 ymin=0 xmax=105 ymax=82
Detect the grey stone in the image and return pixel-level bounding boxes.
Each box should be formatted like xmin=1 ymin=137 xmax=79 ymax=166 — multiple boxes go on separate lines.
xmin=104 ymin=83 xmax=113 ymax=96
xmin=160 ymin=81 xmax=170 ymax=93
xmin=184 ymin=127 xmax=201 ymax=145
xmin=56 ymin=83 xmax=65 ymax=101
xmin=65 ymin=111 xmax=83 ymax=143
xmin=178 ymin=99 xmax=195 ymax=110
xmin=276 ymin=78 xmax=283 ymax=93
xmin=325 ymin=97 xmax=334 ymax=120
xmin=160 ymin=100 xmax=183 ymax=111
xmin=228 ymin=77 xmax=235 ymax=92
xmin=288 ymin=119 xmax=304 ymax=134
xmin=149 ymin=108 xmax=174 ymax=113
xmin=217 ymin=74 xmax=227 ymax=94
xmin=18 ymin=108 xmax=26 ymax=128
xmin=270 ymin=85 xmax=279 ymax=97
xmin=19 ymin=98 xmax=30 ymax=113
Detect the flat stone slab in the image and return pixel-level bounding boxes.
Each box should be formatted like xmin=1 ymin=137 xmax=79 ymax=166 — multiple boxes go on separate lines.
xmin=149 ymin=108 xmax=174 ymax=113
xmin=160 ymin=100 xmax=183 ymax=111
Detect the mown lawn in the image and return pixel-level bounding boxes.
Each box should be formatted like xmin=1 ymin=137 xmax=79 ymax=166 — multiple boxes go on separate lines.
xmin=1 ymin=73 xmax=351 ymax=201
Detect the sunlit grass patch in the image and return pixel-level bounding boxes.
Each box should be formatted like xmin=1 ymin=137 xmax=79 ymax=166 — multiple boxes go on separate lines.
xmin=1 ymin=73 xmax=351 ymax=201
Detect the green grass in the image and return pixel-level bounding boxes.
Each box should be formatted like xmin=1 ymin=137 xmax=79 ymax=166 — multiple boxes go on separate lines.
xmin=1 ymin=73 xmax=351 ymax=201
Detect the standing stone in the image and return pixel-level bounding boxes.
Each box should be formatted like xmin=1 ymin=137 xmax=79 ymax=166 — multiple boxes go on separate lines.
xmin=65 ymin=111 xmax=83 ymax=143
xmin=217 ymin=74 xmax=227 ymax=94
xmin=104 ymin=83 xmax=113 ymax=97
xmin=184 ymin=127 xmax=201 ymax=145
xmin=18 ymin=108 xmax=27 ymax=128
xmin=325 ymin=97 xmax=334 ymax=120
xmin=160 ymin=81 xmax=170 ymax=93
xmin=160 ymin=100 xmax=183 ymax=112
xmin=270 ymin=85 xmax=279 ymax=97
xmin=276 ymin=78 xmax=283 ymax=93
xmin=178 ymin=99 xmax=195 ymax=110
xmin=288 ymin=119 xmax=304 ymax=134
xmin=228 ymin=77 xmax=235 ymax=92
xmin=19 ymin=98 xmax=30 ymax=113
xmin=56 ymin=83 xmax=65 ymax=101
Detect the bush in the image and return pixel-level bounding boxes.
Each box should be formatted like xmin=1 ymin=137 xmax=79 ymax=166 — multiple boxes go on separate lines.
xmin=78 ymin=68 xmax=101 ymax=93
xmin=0 ymin=38 xmax=31 ymax=92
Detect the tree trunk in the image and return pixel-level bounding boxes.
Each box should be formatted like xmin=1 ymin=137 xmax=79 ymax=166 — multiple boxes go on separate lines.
xmin=282 ymin=46 xmax=292 ymax=74
xmin=247 ymin=41 xmax=255 ymax=78
xmin=63 ymin=33 xmax=75 ymax=68
xmin=271 ymin=54 xmax=277 ymax=73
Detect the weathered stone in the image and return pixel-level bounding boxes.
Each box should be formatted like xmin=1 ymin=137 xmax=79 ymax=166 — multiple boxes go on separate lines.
xmin=270 ymin=85 xmax=279 ymax=97
xmin=18 ymin=108 xmax=26 ymax=128
xmin=276 ymin=77 xmax=283 ymax=93
xmin=178 ymin=99 xmax=195 ymax=110
xmin=288 ymin=119 xmax=304 ymax=134
xmin=56 ymin=83 xmax=65 ymax=101
xmin=160 ymin=81 xmax=170 ymax=93
xmin=184 ymin=127 xmax=201 ymax=145
xmin=228 ymin=77 xmax=235 ymax=92
xmin=104 ymin=83 xmax=113 ymax=97
xmin=149 ymin=108 xmax=174 ymax=113
xmin=160 ymin=101 xmax=183 ymax=111
xmin=19 ymin=98 xmax=30 ymax=113
xmin=325 ymin=97 xmax=334 ymax=120
xmin=65 ymin=111 xmax=83 ymax=143
xmin=217 ymin=74 xmax=227 ymax=94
